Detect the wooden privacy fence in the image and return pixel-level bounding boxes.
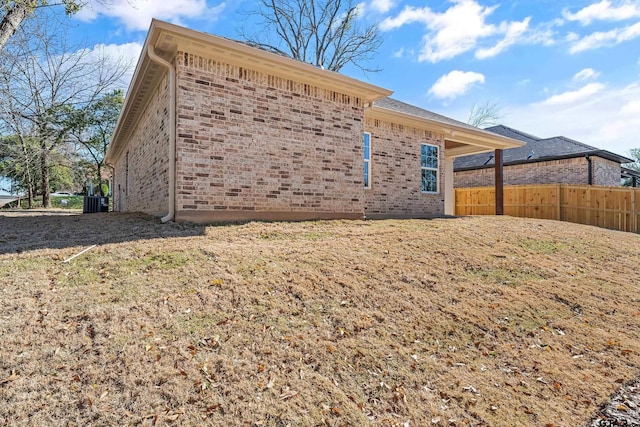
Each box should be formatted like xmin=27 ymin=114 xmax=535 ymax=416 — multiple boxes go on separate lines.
xmin=455 ymin=184 xmax=640 ymax=234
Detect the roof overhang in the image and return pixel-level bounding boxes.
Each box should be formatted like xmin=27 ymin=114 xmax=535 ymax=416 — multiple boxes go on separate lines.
xmin=106 ymin=19 xmax=393 ymax=164
xmin=365 ymin=105 xmax=524 ymax=157
xmin=621 ymin=167 xmax=640 ymax=179
xmin=589 ymin=149 xmax=633 ymax=164
xmin=456 ymin=151 xmax=634 ymax=172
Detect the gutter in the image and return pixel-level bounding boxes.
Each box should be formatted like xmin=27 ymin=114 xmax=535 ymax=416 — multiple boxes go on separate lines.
xmin=147 ymin=45 xmax=176 ymax=223
xmin=455 ymin=151 xmax=630 ymax=173
xmin=586 ymin=154 xmax=593 ymax=185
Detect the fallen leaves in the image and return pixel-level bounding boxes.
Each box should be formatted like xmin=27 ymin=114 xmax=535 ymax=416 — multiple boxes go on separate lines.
xmin=279 ymin=387 xmax=298 ymax=400
xmin=0 ymin=370 xmax=19 ymax=385
xmin=3 ymin=215 xmax=640 ymax=426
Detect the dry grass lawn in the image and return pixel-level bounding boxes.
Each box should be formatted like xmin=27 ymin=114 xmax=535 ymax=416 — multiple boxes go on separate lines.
xmin=1 ymin=210 xmax=640 ymax=426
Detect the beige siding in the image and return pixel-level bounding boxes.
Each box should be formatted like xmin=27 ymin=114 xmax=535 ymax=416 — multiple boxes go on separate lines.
xmin=172 ymin=52 xmax=366 ymax=222
xmin=112 ymin=74 xmax=170 ymax=215
xmin=363 ymin=117 xmax=445 ymax=218
xmin=455 ymin=156 xmax=622 ymax=188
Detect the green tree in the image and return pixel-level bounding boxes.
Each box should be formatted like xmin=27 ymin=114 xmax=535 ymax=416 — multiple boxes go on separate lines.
xmin=69 ymin=89 xmax=124 ymax=196
xmin=0 ymin=134 xmax=39 ymax=207
xmin=623 ymin=148 xmax=640 ymax=187
xmin=0 ymin=14 xmax=128 ymax=207
xmin=627 ymin=148 xmax=640 ymax=170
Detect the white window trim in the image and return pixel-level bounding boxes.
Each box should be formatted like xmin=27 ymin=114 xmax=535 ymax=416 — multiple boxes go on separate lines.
xmin=364 ymin=132 xmax=372 ymax=190
xmin=421 ymin=143 xmax=439 ymax=194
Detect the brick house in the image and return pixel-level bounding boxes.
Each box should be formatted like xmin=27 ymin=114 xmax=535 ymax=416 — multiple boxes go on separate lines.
xmin=105 ymin=20 xmax=523 ymax=223
xmin=454 ymin=125 xmax=633 ymax=188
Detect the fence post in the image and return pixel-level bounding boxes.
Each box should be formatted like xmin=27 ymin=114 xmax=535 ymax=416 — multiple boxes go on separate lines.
xmin=557 ymin=184 xmax=562 ymax=221
xmin=586 ymin=186 xmax=592 ymax=226
xmin=632 ymin=189 xmax=638 ymax=234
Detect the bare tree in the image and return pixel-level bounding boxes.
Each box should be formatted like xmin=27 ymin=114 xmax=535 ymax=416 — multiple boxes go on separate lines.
xmin=0 ymin=0 xmax=85 ymax=51
xmin=467 ymin=101 xmax=503 ymax=128
xmin=0 ymin=13 xmax=129 ymax=207
xmin=241 ymin=0 xmax=381 ymax=72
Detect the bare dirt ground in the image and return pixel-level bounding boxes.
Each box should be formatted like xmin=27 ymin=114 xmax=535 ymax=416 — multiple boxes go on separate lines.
xmin=1 ymin=210 xmax=640 ymax=426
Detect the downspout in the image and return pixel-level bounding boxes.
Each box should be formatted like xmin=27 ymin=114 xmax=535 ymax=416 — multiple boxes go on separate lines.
xmin=586 ymin=154 xmax=593 ymax=185
xmin=148 ymin=45 xmax=176 ymax=223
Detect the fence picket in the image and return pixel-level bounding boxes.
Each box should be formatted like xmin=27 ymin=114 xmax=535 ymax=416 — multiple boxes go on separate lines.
xmin=455 ymin=184 xmax=640 ymax=234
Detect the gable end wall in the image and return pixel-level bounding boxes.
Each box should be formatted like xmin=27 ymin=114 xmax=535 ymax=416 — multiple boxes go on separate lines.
xmin=174 ymin=52 xmax=366 ymax=222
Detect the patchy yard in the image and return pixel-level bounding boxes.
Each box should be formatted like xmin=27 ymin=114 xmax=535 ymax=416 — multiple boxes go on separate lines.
xmin=1 ymin=211 xmax=639 ymax=426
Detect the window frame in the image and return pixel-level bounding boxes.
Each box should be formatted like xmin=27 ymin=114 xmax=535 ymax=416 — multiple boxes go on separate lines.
xmin=420 ymin=143 xmax=439 ymax=194
xmin=363 ymin=132 xmax=372 ymax=190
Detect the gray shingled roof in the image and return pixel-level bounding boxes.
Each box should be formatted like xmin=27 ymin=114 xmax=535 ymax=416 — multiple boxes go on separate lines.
xmin=454 ymin=125 xmax=632 ymax=170
xmin=373 ymin=97 xmax=501 ymax=137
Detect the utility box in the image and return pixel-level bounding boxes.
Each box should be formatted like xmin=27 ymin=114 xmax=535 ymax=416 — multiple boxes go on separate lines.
xmin=83 ymin=196 xmax=109 ymax=213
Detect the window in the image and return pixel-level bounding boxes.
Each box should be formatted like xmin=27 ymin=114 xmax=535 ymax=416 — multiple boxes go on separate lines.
xmin=421 ymin=144 xmax=438 ymax=193
xmin=363 ymin=132 xmax=371 ymax=189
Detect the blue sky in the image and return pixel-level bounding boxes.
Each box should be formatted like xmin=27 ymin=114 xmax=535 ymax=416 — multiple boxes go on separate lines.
xmin=30 ymin=0 xmax=640 ymax=159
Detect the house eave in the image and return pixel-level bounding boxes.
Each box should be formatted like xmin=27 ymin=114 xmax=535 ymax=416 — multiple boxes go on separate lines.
xmin=106 ymin=19 xmax=393 ymax=165
xmin=365 ymin=105 xmax=524 ymax=156
xmin=454 ymin=151 xmax=631 ymax=172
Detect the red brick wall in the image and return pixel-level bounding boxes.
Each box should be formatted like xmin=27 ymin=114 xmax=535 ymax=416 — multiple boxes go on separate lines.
xmin=112 ymin=73 xmax=170 ymax=215
xmin=363 ymin=117 xmax=445 ymax=218
xmin=173 ymin=52 xmax=366 ymax=222
xmin=455 ymin=156 xmax=622 ymax=188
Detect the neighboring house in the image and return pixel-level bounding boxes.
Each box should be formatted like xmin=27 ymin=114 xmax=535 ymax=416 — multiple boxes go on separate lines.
xmin=622 ymin=167 xmax=640 ymax=187
xmin=454 ymin=125 xmax=633 ymax=188
xmin=105 ymin=20 xmax=523 ymax=223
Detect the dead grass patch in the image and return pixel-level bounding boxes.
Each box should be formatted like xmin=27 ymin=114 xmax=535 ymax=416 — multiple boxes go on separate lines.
xmin=1 ymin=212 xmax=639 ymax=426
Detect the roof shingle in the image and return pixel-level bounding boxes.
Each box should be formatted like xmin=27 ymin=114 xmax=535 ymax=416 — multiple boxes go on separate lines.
xmin=454 ymin=124 xmax=632 ymax=170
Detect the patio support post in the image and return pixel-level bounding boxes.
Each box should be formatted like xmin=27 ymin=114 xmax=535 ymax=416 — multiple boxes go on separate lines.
xmin=444 ymin=155 xmax=455 ymax=215
xmin=495 ymin=149 xmax=504 ymax=215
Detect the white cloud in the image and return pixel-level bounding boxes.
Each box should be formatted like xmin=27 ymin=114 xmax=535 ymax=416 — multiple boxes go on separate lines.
xmin=566 ymin=32 xmax=580 ymax=42
xmin=79 ymin=42 xmax=143 ymax=89
xmin=505 ymin=83 xmax=640 ymax=157
xmin=569 ymin=21 xmax=640 ymax=53
xmin=429 ymin=70 xmax=485 ymax=100
xmin=476 ymin=17 xmax=530 ymax=59
xmin=573 ymin=68 xmax=600 ymax=81
xmin=537 ymin=82 xmax=605 ymax=106
xmin=563 ymin=0 xmax=640 ymax=25
xmin=392 ymin=47 xmax=415 ymax=59
xmin=87 ymin=42 xmax=143 ymax=64
xmin=522 ymin=23 xmax=557 ymax=47
xmin=370 ymin=0 xmax=395 ymax=14
xmin=379 ymin=5 xmax=433 ymax=30
xmin=76 ymin=0 xmax=226 ymax=31
xmin=621 ymin=99 xmax=640 ymax=113
xmin=380 ymin=0 xmax=531 ymax=62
